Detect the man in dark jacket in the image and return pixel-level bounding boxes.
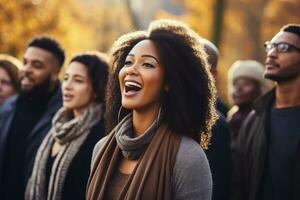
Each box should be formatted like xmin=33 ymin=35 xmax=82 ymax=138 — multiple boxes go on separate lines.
xmin=0 ymin=36 xmax=65 ymax=200
xmin=231 ymin=24 xmax=300 ymax=200
xmin=201 ymin=38 xmax=231 ymax=200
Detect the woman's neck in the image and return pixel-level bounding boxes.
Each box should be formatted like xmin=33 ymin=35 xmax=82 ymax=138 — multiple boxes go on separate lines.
xmin=132 ymin=105 xmax=160 ymax=137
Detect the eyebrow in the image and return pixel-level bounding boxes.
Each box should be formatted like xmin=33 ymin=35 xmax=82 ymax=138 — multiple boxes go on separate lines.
xmin=65 ymin=73 xmax=86 ymax=79
xmin=23 ymin=57 xmax=44 ymax=65
xmin=127 ymin=54 xmax=160 ymax=64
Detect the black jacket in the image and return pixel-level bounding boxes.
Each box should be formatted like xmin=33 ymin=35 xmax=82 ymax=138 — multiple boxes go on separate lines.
xmin=205 ymin=113 xmax=231 ymax=200
xmin=62 ymin=119 xmax=105 ymax=200
xmin=230 ymin=89 xmax=300 ymax=200
xmin=0 ymin=82 xmax=62 ymax=193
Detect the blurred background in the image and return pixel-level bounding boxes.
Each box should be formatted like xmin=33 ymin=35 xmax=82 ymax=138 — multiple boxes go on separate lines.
xmin=1 ymin=0 xmax=300 ymax=104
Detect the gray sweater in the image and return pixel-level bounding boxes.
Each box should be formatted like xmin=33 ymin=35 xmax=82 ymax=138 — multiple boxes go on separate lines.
xmin=91 ymin=136 xmax=212 ymax=200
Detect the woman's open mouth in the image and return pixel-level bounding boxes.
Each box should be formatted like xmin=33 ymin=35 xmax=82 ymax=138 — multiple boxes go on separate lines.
xmin=124 ymin=80 xmax=142 ymax=96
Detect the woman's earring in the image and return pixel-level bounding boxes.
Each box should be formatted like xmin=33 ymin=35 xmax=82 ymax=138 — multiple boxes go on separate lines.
xmin=118 ymin=105 xmax=123 ymax=123
xmin=156 ymin=106 xmax=162 ymax=129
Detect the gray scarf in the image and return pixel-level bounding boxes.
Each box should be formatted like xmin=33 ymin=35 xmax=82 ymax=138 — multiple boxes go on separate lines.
xmin=25 ymin=103 xmax=103 ymax=200
xmin=115 ymin=111 xmax=162 ymax=160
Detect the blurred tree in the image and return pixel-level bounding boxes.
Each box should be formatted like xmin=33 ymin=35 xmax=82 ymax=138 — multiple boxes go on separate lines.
xmin=262 ymin=0 xmax=300 ymax=42
xmin=156 ymin=0 xmax=300 ymax=104
xmin=212 ymin=0 xmax=225 ymax=47
xmin=125 ymin=0 xmax=142 ymax=30
xmin=0 ymin=0 xmax=133 ymax=65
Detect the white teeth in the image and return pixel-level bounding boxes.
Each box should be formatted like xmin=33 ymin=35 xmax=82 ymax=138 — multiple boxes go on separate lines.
xmin=125 ymin=81 xmax=142 ymax=89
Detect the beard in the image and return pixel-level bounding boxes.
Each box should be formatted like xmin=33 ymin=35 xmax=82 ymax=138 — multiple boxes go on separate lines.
xmin=20 ymin=75 xmax=52 ymax=99
xmin=265 ymin=71 xmax=298 ymax=83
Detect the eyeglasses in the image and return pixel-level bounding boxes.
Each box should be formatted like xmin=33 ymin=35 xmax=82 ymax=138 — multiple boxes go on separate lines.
xmin=264 ymin=41 xmax=300 ymax=53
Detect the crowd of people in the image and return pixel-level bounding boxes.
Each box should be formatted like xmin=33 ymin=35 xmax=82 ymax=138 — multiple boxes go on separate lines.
xmin=0 ymin=19 xmax=299 ymax=200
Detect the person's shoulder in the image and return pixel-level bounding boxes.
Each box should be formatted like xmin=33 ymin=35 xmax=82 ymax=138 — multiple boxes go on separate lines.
xmin=0 ymin=95 xmax=18 ymax=112
xmin=172 ymin=136 xmax=212 ymax=200
xmin=175 ymin=137 xmax=208 ymax=167
xmin=93 ymin=136 xmax=109 ymax=153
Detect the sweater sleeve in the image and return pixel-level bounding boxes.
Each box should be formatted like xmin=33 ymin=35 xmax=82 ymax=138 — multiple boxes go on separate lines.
xmin=172 ymin=137 xmax=213 ymax=200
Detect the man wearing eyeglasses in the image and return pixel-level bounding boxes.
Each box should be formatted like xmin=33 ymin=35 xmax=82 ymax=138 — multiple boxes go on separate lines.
xmin=231 ymin=24 xmax=300 ymax=200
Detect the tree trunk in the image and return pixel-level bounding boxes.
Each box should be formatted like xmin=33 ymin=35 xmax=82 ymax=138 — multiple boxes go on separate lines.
xmin=212 ymin=0 xmax=225 ymax=47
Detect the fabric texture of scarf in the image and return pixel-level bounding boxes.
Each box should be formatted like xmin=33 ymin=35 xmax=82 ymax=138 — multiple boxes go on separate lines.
xmin=115 ymin=113 xmax=162 ymax=160
xmin=25 ymin=103 xmax=103 ymax=200
xmin=86 ymin=113 xmax=182 ymax=200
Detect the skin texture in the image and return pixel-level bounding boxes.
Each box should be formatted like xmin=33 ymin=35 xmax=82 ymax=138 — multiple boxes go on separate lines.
xmin=119 ymin=39 xmax=166 ymax=136
xmin=118 ymin=39 xmax=166 ymax=174
xmin=0 ymin=67 xmax=16 ymax=105
xmin=265 ymin=31 xmax=300 ymax=83
xmin=231 ymin=77 xmax=260 ymax=108
xmin=265 ymin=31 xmax=300 ymax=108
xmin=21 ymin=47 xmax=60 ymax=93
xmin=62 ymin=61 xmax=94 ymax=118
xmin=52 ymin=61 xmax=94 ymax=156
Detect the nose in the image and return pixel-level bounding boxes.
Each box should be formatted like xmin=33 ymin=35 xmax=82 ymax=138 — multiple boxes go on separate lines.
xmin=125 ymin=63 xmax=139 ymax=75
xmin=266 ymin=45 xmax=278 ymax=59
xmin=63 ymin=78 xmax=73 ymax=91
xmin=21 ymin=63 xmax=33 ymax=75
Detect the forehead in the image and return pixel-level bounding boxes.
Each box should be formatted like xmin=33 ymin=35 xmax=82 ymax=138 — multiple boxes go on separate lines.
xmin=128 ymin=40 xmax=159 ymax=58
xmin=0 ymin=67 xmax=10 ymax=79
xmin=66 ymin=61 xmax=88 ymax=76
xmin=234 ymin=76 xmax=258 ymax=84
xmin=271 ymin=31 xmax=300 ymax=46
xmin=24 ymin=47 xmax=54 ymax=63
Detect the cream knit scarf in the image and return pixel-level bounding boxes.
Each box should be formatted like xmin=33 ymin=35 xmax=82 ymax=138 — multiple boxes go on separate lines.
xmin=25 ymin=103 xmax=103 ymax=200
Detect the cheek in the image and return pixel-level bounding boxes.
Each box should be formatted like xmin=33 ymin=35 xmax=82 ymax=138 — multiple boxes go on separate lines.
xmin=118 ymin=68 xmax=126 ymax=89
xmin=35 ymin=70 xmax=49 ymax=82
xmin=144 ymin=73 xmax=165 ymax=95
xmin=243 ymin=85 xmax=259 ymax=99
xmin=83 ymin=85 xmax=94 ymax=101
xmin=3 ymin=86 xmax=16 ymax=96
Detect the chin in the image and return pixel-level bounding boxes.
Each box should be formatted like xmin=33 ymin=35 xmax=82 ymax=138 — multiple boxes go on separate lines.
xmin=265 ymin=74 xmax=282 ymax=82
xmin=122 ymin=104 xmax=135 ymax=110
xmin=20 ymin=86 xmax=33 ymax=92
xmin=62 ymin=103 xmax=74 ymax=110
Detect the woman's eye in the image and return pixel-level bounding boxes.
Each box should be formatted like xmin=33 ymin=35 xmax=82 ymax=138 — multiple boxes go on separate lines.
xmin=63 ymin=76 xmax=68 ymax=81
xmin=143 ymin=63 xmax=154 ymax=68
xmin=75 ymin=79 xmax=84 ymax=83
xmin=124 ymin=61 xmax=132 ymax=66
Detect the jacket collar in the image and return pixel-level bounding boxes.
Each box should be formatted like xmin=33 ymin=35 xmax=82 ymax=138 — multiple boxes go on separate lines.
xmin=253 ymin=88 xmax=275 ymax=115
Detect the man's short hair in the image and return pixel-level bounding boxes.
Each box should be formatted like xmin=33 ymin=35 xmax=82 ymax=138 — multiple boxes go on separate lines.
xmin=281 ymin=24 xmax=300 ymax=39
xmin=28 ymin=36 xmax=65 ymax=67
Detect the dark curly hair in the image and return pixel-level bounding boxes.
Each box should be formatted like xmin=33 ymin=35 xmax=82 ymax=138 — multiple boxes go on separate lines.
xmin=70 ymin=51 xmax=109 ymax=104
xmin=105 ymin=19 xmax=217 ymax=149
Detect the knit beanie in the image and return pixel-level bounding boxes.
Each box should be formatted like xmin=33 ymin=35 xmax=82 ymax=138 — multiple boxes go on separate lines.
xmin=228 ymin=60 xmax=269 ymax=94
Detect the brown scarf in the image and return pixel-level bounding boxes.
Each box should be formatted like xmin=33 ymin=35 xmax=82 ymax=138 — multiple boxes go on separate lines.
xmin=86 ymin=119 xmax=182 ymax=200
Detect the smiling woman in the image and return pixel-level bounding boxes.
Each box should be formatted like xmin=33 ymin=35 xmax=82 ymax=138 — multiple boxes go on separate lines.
xmin=25 ymin=51 xmax=109 ymax=200
xmin=87 ymin=19 xmax=217 ymax=200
